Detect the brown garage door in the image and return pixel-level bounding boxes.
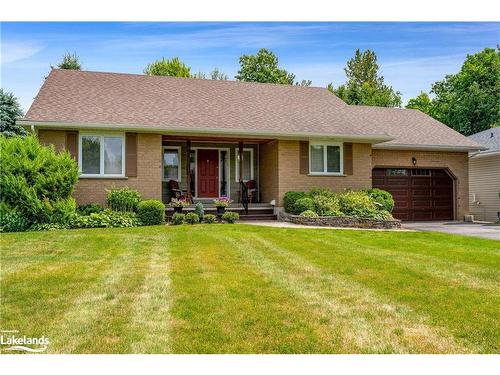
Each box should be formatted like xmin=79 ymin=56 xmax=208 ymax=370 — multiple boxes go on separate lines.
xmin=372 ymin=168 xmax=454 ymax=221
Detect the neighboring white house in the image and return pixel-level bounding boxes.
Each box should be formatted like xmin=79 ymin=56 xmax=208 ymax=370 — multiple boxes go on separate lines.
xmin=468 ymin=128 xmax=500 ymax=222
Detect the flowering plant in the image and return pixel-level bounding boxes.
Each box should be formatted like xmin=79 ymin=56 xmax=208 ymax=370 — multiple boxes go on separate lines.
xmin=169 ymin=198 xmax=190 ymax=208
xmin=213 ymin=196 xmax=232 ymax=208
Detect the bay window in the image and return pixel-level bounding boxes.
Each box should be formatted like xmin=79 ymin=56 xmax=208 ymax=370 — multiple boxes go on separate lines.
xmin=79 ymin=134 xmax=124 ymax=177
xmin=309 ymin=142 xmax=343 ymax=175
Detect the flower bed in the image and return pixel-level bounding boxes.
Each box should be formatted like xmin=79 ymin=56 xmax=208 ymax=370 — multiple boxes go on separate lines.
xmin=279 ymin=211 xmax=401 ymax=229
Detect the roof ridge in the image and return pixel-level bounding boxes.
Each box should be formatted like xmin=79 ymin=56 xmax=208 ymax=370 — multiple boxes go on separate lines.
xmin=50 ymin=68 xmax=331 ymax=91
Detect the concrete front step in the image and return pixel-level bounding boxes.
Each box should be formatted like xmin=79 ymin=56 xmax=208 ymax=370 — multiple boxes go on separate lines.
xmin=165 ymin=204 xmax=277 ymax=220
xmin=239 ymin=214 xmax=278 ymax=221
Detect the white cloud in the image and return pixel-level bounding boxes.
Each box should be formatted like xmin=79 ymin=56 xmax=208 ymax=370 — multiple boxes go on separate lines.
xmin=1 ymin=41 xmax=44 ymax=64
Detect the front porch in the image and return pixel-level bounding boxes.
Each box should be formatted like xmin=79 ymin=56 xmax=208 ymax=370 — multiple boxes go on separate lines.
xmin=161 ymin=135 xmax=277 ymax=206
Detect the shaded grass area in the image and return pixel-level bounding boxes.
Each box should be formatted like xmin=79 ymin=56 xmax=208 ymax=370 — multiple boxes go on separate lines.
xmin=1 ymin=225 xmax=498 ymax=353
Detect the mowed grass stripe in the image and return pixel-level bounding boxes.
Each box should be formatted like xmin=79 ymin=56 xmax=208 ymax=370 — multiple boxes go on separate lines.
xmin=306 ymin=234 xmax=498 ymax=291
xmin=250 ymin=227 xmax=499 ymax=352
xmin=168 ymin=226 xmax=341 ymax=353
xmin=40 ymin=231 xmax=163 ymax=353
xmin=218 ymin=232 xmax=468 ymax=353
xmin=128 ymin=234 xmax=172 ymax=353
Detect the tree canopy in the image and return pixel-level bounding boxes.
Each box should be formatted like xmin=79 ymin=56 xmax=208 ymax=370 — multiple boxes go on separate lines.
xmin=405 ymin=92 xmax=434 ymax=114
xmin=406 ymin=47 xmax=499 ymax=135
xmin=55 ymin=52 xmax=82 ymax=70
xmin=328 ymin=49 xmax=402 ymax=107
xmin=235 ymin=48 xmax=296 ymax=85
xmin=0 ymin=89 xmax=26 ymax=138
xmin=144 ymin=57 xmax=192 ymax=77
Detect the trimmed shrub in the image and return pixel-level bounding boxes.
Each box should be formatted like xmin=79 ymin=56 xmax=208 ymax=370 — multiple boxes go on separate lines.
xmin=77 ymin=203 xmax=104 ymax=216
xmin=365 ymin=188 xmax=395 ymax=212
xmin=283 ymin=191 xmax=307 ymax=214
xmin=171 ymin=213 xmax=185 ymax=225
xmin=312 ymin=194 xmax=342 ymax=216
xmin=299 ymin=210 xmax=319 ymax=218
xmin=71 ymin=210 xmax=139 ymax=229
xmin=222 ymin=211 xmax=239 ymax=223
xmin=309 ymin=187 xmax=336 ymax=199
xmin=194 ymin=202 xmax=204 ymax=221
xmin=185 ymin=212 xmax=200 ymax=224
xmin=106 ymin=187 xmax=141 ymax=212
xmin=294 ymin=197 xmax=315 ymax=214
xmin=0 ymin=135 xmax=78 ymax=227
xmin=0 ymin=208 xmax=29 ymax=232
xmin=338 ymin=191 xmax=379 ymax=218
xmin=203 ymin=214 xmax=217 ymax=224
xmin=137 ymin=200 xmax=165 ymax=226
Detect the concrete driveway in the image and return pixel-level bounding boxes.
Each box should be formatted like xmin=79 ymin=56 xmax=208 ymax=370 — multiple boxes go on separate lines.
xmin=402 ymin=221 xmax=500 ymax=240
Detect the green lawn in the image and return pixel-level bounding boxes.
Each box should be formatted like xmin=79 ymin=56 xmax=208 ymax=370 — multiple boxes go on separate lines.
xmin=1 ymin=224 xmax=499 ymax=354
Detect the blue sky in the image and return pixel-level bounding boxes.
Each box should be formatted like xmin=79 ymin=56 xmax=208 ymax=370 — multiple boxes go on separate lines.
xmin=1 ymin=22 xmax=498 ymax=111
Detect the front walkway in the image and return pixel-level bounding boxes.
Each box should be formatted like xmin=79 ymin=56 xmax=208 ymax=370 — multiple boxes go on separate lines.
xmin=402 ymin=221 xmax=500 ymax=240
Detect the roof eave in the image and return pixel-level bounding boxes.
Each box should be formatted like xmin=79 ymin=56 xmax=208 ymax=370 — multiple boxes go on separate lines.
xmin=372 ymin=143 xmax=487 ymax=152
xmin=469 ymin=150 xmax=500 ymax=158
xmin=19 ymin=120 xmax=394 ymax=144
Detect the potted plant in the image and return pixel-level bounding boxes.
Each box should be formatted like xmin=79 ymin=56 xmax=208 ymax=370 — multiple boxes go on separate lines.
xmin=213 ymin=196 xmax=232 ymax=216
xmin=169 ymin=197 xmax=190 ymax=213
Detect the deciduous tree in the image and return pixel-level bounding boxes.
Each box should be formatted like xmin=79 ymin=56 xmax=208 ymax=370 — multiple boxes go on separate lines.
xmin=235 ymin=49 xmax=295 ymax=85
xmin=144 ymin=57 xmax=191 ymax=77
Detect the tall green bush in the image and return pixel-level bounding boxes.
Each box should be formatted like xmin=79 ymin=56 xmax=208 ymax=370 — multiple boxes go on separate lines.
xmin=0 ymin=135 xmax=79 ymax=226
xmin=137 ymin=199 xmax=165 ymax=226
xmin=106 ymin=187 xmax=141 ymax=212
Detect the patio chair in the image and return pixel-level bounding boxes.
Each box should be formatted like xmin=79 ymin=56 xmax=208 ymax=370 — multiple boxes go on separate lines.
xmin=168 ymin=179 xmax=184 ymax=202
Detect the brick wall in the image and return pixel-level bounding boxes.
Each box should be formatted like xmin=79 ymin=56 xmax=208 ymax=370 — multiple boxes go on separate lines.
xmin=37 ymin=130 xmax=66 ymax=152
xmin=259 ymin=140 xmax=279 ymax=203
xmin=38 ymin=130 xmax=162 ymax=205
xmin=372 ymin=149 xmax=469 ymax=220
xmin=276 ymin=141 xmax=372 ymax=206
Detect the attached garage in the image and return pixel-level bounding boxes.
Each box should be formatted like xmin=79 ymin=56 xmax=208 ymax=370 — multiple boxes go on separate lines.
xmin=372 ymin=168 xmax=454 ymax=221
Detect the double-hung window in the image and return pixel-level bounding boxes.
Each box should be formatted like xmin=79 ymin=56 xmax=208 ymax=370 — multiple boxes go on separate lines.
xmin=309 ymin=142 xmax=343 ymax=175
xmin=79 ymin=133 xmax=125 ymax=177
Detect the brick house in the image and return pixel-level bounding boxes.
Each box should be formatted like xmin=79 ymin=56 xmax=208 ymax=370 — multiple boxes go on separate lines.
xmin=19 ymin=69 xmax=484 ymax=221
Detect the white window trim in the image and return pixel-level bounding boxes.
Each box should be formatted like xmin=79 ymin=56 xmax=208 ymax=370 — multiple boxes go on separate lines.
xmin=235 ymin=148 xmax=254 ymax=182
xmin=162 ymin=146 xmax=182 ymax=182
xmin=79 ymin=132 xmax=125 ymax=178
xmin=308 ymin=141 xmax=344 ymax=175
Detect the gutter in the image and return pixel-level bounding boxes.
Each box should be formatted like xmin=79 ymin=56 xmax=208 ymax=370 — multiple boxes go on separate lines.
xmin=18 ymin=120 xmax=394 ymax=144
xmin=372 ymin=142 xmax=487 ymax=153
xmin=469 ymin=150 xmax=500 ymax=159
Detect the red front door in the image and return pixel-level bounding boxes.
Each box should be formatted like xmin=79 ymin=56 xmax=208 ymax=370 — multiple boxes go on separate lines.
xmin=197 ymin=149 xmax=219 ymax=198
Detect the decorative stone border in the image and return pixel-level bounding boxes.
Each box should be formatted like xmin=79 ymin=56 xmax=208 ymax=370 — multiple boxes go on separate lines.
xmin=279 ymin=211 xmax=401 ymax=229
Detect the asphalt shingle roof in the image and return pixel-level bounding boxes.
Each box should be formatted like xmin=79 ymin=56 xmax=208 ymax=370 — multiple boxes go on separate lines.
xmin=468 ymin=127 xmax=500 ymax=153
xmin=23 ymin=69 xmax=482 ymax=150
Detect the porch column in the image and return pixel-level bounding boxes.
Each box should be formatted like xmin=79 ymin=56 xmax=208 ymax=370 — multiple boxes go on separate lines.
xmin=238 ymin=141 xmax=244 ymax=203
xmin=238 ymin=142 xmax=244 ymax=183
xmin=186 ymin=140 xmax=192 ymax=202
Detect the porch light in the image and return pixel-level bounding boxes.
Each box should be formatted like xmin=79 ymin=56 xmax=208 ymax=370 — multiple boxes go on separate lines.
xmin=412 ymin=157 xmax=417 ymax=166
